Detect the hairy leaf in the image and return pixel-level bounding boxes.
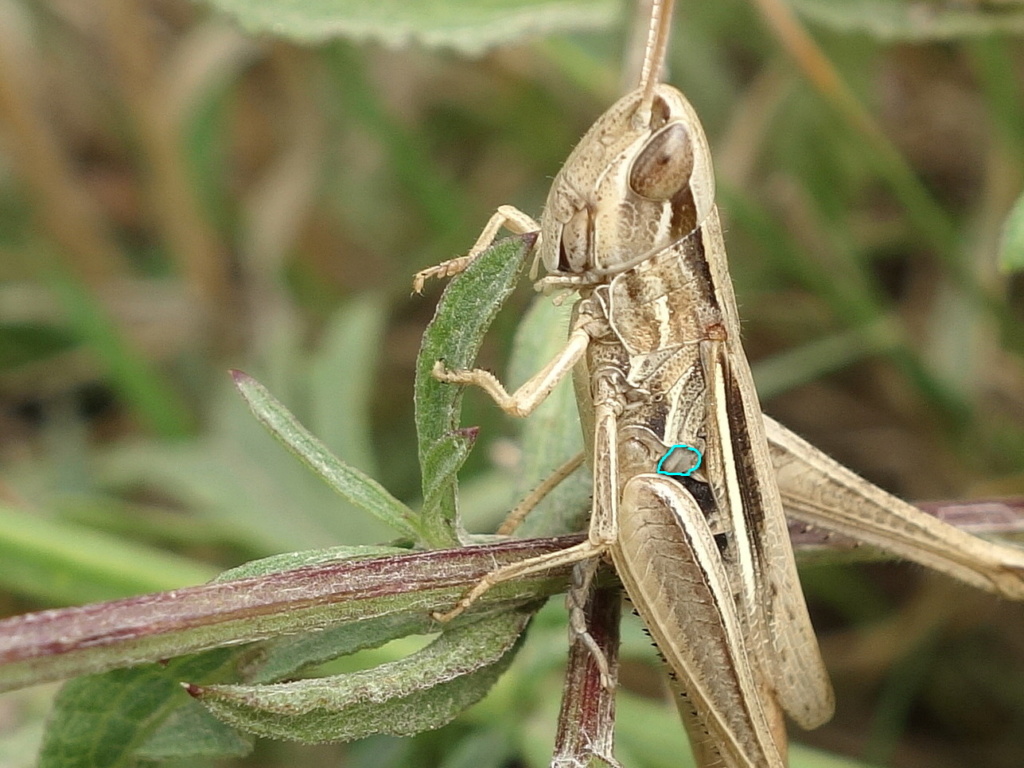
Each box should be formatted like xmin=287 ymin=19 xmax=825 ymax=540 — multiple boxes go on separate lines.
xmin=233 ymin=371 xmax=420 ymax=541
xmin=189 ymin=609 xmax=533 ymax=742
xmin=37 ymin=650 xmax=240 ymax=768
xmin=135 ymin=700 xmax=253 ymax=761
xmin=414 ymin=234 xmax=534 ymax=542
xmin=792 ymin=0 xmax=1024 ymax=39
xmin=420 ymin=429 xmax=478 ymax=524
xmin=199 ymin=0 xmax=618 ymax=53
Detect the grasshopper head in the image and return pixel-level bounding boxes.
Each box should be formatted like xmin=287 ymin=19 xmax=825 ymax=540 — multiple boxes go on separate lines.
xmin=538 ymin=84 xmax=715 ymax=281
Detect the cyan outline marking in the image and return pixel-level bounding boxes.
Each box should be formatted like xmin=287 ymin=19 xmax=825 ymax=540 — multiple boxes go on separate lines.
xmin=656 ymin=444 xmax=703 ymax=477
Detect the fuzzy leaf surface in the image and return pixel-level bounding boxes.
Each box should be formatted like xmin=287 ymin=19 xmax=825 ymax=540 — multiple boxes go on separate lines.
xmin=507 ymin=297 xmax=591 ymax=538
xmin=414 ymin=234 xmax=533 ymax=541
xmin=233 ymin=371 xmax=420 ymax=541
xmin=37 ymin=649 xmax=240 ymax=768
xmin=135 ymin=700 xmax=254 ymax=761
xmin=200 ymin=0 xmax=618 ymax=53
xmin=792 ymin=0 xmax=1024 ymax=39
xmin=189 ymin=609 xmax=532 ymax=742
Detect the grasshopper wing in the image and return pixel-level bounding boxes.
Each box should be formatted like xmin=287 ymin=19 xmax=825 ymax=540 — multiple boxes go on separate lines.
xmin=701 ymin=209 xmax=835 ymax=730
xmin=614 ymin=475 xmax=786 ymax=768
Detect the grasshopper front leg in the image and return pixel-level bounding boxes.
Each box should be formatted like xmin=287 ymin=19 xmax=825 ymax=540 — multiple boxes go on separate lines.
xmin=412 ymin=205 xmax=540 ymax=293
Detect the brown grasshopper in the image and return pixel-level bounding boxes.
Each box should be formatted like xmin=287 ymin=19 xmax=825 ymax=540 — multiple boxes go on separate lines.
xmin=414 ymin=1 xmax=1024 ymax=765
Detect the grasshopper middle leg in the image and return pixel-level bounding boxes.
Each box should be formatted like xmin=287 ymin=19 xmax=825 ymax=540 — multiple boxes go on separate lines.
xmin=432 ymin=314 xmax=601 ymax=625
xmin=432 ymin=320 xmax=592 ymax=418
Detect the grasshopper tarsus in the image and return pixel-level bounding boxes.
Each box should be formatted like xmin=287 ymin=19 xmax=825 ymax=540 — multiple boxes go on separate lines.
xmin=412 ymin=255 xmax=476 ymax=294
xmin=411 ymin=204 xmax=540 ymax=294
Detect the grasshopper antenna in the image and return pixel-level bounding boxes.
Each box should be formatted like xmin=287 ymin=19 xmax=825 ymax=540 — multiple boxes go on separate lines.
xmin=634 ymin=0 xmax=675 ymax=128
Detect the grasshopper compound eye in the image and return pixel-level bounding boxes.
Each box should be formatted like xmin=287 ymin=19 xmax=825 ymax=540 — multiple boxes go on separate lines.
xmin=629 ymin=122 xmax=694 ymax=201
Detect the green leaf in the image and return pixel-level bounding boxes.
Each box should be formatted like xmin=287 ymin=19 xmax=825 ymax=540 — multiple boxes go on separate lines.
xmin=135 ymin=700 xmax=254 ymax=761
xmin=791 ymin=0 xmax=1024 ymax=39
xmin=414 ymin=234 xmax=533 ymax=543
xmin=101 ymin=386 xmax=356 ymax=552
xmin=232 ymin=370 xmax=420 ymax=541
xmin=420 ymin=429 xmax=477 ymax=522
xmin=1000 ymin=190 xmax=1024 ymax=274
xmin=249 ymin=614 xmax=436 ymax=685
xmin=308 ymin=293 xmax=386 ymax=479
xmin=189 ymin=609 xmax=532 ymax=742
xmin=96 ymin=299 xmax=396 ymax=553
xmin=199 ymin=0 xmax=619 ymax=54
xmin=37 ymin=649 xmax=241 ymax=768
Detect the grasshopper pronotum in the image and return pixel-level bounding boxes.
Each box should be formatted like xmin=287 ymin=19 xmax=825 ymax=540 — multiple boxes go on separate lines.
xmin=415 ymin=1 xmax=1024 ymax=765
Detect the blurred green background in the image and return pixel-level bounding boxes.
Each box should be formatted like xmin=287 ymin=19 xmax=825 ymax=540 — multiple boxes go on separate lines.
xmin=1 ymin=0 xmax=1024 ymax=766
